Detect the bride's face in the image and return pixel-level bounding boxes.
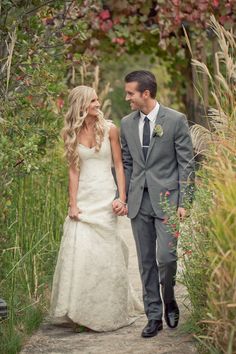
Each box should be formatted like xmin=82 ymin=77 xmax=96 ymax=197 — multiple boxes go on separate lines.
xmin=87 ymin=94 xmax=100 ymax=118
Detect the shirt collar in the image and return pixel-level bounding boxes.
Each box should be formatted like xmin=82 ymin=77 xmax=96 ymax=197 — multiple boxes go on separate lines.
xmin=140 ymin=101 xmax=160 ymax=123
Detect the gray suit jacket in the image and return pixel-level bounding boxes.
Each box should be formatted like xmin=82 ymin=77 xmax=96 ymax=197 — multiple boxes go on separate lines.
xmin=120 ymin=104 xmax=195 ymax=219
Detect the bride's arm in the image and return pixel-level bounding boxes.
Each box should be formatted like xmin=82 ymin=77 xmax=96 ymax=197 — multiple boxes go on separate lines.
xmin=109 ymin=124 xmax=127 ymax=215
xmin=68 ymin=164 xmax=81 ymax=220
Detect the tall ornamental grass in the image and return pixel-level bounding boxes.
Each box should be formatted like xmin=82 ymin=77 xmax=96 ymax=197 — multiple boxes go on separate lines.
xmin=205 ymin=154 xmax=236 ymax=353
xmin=181 ymin=16 xmax=236 ymax=353
xmin=0 ymin=147 xmax=68 ymax=354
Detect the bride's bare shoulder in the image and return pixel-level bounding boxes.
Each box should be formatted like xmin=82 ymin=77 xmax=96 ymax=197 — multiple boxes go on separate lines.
xmin=107 ymin=121 xmax=119 ymax=137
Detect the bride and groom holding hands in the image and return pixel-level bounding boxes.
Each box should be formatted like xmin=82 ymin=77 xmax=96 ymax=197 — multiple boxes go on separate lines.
xmin=50 ymin=70 xmax=195 ymax=338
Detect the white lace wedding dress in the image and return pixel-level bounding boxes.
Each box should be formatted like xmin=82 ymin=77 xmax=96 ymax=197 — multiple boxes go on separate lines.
xmin=50 ymin=122 xmax=142 ymax=332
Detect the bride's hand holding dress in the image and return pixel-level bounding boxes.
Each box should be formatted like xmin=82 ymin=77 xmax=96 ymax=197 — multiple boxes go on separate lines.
xmin=68 ymin=206 xmax=81 ymax=221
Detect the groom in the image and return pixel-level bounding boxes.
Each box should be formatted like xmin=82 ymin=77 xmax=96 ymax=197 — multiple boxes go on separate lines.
xmin=114 ymin=70 xmax=194 ymax=338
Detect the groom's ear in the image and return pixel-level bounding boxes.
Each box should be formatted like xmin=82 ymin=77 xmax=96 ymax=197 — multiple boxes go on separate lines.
xmin=142 ymin=89 xmax=151 ymax=99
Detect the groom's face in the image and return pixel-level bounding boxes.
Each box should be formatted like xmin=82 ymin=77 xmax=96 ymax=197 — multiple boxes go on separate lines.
xmin=125 ymin=82 xmax=146 ymax=111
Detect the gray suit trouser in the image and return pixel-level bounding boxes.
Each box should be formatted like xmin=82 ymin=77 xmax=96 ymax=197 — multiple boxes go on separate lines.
xmin=131 ymin=189 xmax=178 ymax=320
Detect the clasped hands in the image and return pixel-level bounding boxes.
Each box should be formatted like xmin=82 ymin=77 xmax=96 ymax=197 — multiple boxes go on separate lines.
xmin=112 ymin=198 xmax=128 ymax=216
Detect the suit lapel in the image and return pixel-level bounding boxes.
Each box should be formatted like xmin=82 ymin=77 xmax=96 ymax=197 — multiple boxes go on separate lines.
xmin=146 ymin=104 xmax=166 ymax=162
xmin=131 ymin=111 xmax=145 ymax=163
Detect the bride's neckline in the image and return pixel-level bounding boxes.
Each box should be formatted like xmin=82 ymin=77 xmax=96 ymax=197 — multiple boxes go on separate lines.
xmin=79 ymin=143 xmax=96 ymax=150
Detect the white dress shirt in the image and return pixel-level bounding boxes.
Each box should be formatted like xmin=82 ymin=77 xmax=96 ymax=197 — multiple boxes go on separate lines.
xmin=139 ymin=101 xmax=160 ymax=145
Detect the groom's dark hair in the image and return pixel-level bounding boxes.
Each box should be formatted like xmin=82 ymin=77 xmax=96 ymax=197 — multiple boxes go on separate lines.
xmin=125 ymin=70 xmax=157 ymax=98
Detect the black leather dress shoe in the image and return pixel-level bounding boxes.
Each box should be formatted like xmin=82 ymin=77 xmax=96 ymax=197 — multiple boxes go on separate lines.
xmin=164 ymin=300 xmax=179 ymax=328
xmin=141 ymin=320 xmax=163 ymax=338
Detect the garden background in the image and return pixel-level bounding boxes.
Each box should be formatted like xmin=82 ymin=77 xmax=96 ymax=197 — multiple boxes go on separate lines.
xmin=0 ymin=1 xmax=235 ymax=353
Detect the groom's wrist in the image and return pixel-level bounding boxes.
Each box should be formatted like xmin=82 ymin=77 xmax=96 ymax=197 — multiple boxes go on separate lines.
xmin=117 ymin=198 xmax=127 ymax=206
xmin=118 ymin=193 xmax=126 ymax=203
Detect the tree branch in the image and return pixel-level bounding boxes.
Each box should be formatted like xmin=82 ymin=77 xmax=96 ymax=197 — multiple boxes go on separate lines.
xmin=21 ymin=0 xmax=55 ymax=17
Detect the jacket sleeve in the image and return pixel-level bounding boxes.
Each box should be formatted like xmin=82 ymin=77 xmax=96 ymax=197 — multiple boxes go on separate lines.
xmin=174 ymin=115 xmax=195 ymax=207
xmin=120 ymin=119 xmax=133 ymax=197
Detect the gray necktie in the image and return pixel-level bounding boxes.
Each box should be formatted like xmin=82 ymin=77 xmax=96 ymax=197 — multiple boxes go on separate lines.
xmin=142 ymin=116 xmax=150 ymax=160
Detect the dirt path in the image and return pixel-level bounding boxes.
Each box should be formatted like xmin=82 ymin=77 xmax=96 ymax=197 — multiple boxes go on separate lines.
xmin=21 ymin=217 xmax=197 ymax=354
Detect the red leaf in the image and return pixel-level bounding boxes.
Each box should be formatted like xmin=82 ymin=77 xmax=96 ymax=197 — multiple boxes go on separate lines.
xmin=174 ymin=231 xmax=180 ymax=238
xmin=16 ymin=75 xmax=24 ymax=81
xmin=174 ymin=14 xmax=181 ymax=26
xmin=62 ymin=34 xmax=71 ymax=43
xmin=99 ymin=10 xmax=110 ymax=21
xmin=212 ymin=0 xmax=219 ymax=7
xmin=219 ymin=15 xmax=230 ymax=25
xmin=113 ymin=17 xmax=120 ymax=25
xmin=56 ymin=98 xmax=64 ymax=110
xmin=115 ymin=37 xmax=125 ymax=45
xmin=99 ymin=19 xmax=113 ymax=32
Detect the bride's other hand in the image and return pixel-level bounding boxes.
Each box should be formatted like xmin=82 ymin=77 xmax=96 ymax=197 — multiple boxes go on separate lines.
xmin=68 ymin=206 xmax=81 ymax=221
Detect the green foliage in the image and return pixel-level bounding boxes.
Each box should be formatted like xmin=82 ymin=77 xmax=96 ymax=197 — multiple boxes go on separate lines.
xmin=0 ymin=5 xmax=78 ymax=351
xmin=159 ymin=177 xmax=212 ymax=325
xmin=181 ymin=183 xmax=212 ymax=318
xmin=0 ymin=1 xmax=70 ymax=225
xmin=0 ymin=323 xmax=22 ymax=354
xmin=0 ymin=149 xmax=68 ymax=353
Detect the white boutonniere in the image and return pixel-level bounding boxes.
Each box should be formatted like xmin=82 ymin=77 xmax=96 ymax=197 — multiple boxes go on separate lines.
xmin=153 ymin=124 xmax=163 ymax=137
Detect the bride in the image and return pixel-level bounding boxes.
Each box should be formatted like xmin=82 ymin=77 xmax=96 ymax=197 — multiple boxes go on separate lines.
xmin=50 ymin=85 xmax=142 ymax=332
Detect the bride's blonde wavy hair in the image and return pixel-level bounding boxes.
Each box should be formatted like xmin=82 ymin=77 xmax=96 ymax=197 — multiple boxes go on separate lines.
xmin=62 ymin=85 xmax=106 ymax=169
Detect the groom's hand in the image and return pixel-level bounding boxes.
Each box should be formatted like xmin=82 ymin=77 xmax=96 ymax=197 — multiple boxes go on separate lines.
xmin=177 ymin=207 xmax=186 ymax=221
xmin=112 ymin=199 xmax=127 ymax=216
